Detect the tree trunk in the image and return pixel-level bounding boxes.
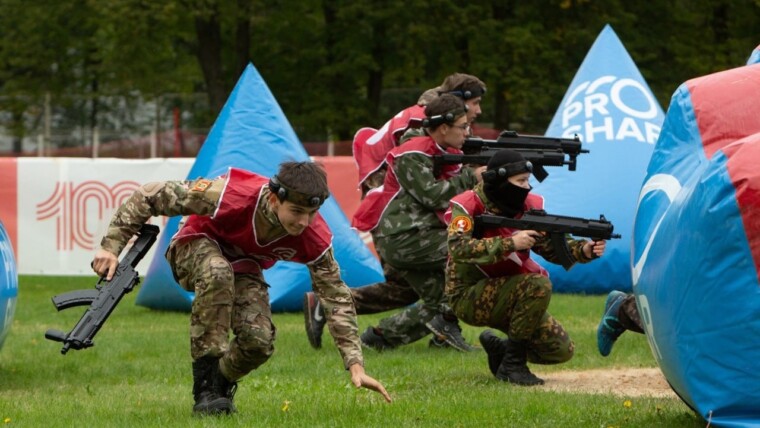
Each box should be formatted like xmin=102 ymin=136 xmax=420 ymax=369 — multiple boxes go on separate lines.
xmin=367 ymin=70 xmax=383 ymax=121
xmin=89 ymin=77 xmax=99 ymax=149
xmin=366 ymin=25 xmax=386 ymax=120
xmin=491 ymin=2 xmax=515 ymax=130
xmin=711 ymin=2 xmax=729 ymax=44
xmin=194 ymin=5 xmax=226 ymax=114
xmin=321 ymin=1 xmax=347 ymax=138
xmin=11 ymin=109 xmax=22 ymax=154
xmin=235 ymin=0 xmax=252 ymax=78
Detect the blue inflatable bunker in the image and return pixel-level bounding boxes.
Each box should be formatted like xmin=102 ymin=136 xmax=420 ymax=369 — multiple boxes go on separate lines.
xmin=533 ymin=25 xmax=664 ymax=293
xmin=0 ymin=221 xmax=18 ymax=351
xmin=633 ymin=63 xmax=760 ymax=426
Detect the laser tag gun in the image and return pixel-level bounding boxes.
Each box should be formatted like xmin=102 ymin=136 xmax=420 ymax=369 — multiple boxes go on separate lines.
xmin=434 ymin=149 xmax=568 ymax=182
xmin=436 ymin=130 xmax=588 ymax=182
xmin=474 ymin=209 xmax=621 ymax=270
xmin=45 ymin=224 xmax=160 ymax=354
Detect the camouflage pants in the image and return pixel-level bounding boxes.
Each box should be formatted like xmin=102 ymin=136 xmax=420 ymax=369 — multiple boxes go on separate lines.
xmin=350 ymin=262 xmax=419 ymax=314
xmin=167 ymin=237 xmax=276 ymax=381
xmin=449 ymin=273 xmax=574 ymax=365
xmin=620 ymin=294 xmax=645 ymax=334
xmin=365 ymin=229 xmax=451 ymax=346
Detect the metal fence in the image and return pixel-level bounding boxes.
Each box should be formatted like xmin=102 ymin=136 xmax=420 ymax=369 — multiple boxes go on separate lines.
xmin=0 ymin=92 xmax=357 ymax=158
xmin=0 ymin=128 xmax=209 ymax=158
xmin=0 ymin=92 xmax=214 ymax=158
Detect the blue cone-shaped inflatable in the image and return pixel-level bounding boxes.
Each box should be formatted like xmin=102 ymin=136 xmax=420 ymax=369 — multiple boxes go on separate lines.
xmin=748 ymin=44 xmax=760 ymax=65
xmin=633 ymin=62 xmax=760 ymax=427
xmin=532 ymin=24 xmax=664 ymax=293
xmin=136 ymin=64 xmax=384 ymax=312
xmin=0 ymin=221 xmax=18 ymax=351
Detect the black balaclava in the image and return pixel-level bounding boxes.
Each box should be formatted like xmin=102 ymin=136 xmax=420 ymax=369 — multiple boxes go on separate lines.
xmin=482 ymin=150 xmax=533 ymax=218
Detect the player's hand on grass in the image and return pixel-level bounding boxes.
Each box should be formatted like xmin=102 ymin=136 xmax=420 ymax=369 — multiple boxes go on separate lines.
xmin=349 ymin=363 xmax=392 ymax=402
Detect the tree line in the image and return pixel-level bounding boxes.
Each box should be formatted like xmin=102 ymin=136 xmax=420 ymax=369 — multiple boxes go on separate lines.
xmin=0 ymin=0 xmax=758 ymax=153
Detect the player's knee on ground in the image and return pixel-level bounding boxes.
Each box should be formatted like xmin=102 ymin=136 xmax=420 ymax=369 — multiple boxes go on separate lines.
xmin=527 ymin=314 xmax=575 ymax=365
xmin=528 ymin=338 xmax=574 ymax=365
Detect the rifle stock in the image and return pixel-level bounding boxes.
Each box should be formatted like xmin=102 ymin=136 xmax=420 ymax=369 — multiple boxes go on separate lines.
xmin=45 ymin=224 xmax=160 ymax=354
xmin=474 ymin=209 xmax=620 ymax=271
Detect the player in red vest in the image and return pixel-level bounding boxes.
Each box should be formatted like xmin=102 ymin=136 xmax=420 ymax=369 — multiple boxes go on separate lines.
xmin=334 ymin=94 xmax=484 ymax=352
xmin=305 ymin=76 xmax=487 ymax=351
xmin=352 ymin=73 xmax=486 ymax=195
xmin=445 ymin=150 xmax=607 ymax=385
xmin=92 ymin=161 xmax=391 ymax=415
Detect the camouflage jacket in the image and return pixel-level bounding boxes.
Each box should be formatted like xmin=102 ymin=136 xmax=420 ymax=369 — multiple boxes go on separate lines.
xmin=397 ymin=126 xmax=425 ymax=145
xmin=100 ymin=175 xmax=364 ymax=369
xmin=374 ymin=139 xmax=479 ymax=240
xmin=445 ymin=184 xmax=593 ymax=296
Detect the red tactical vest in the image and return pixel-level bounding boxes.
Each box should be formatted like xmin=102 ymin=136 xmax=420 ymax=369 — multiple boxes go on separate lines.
xmin=447 ymin=190 xmax=548 ymax=278
xmin=352 ymin=135 xmax=463 ymax=232
xmin=352 ymin=104 xmax=426 ymax=186
xmin=174 ymin=168 xmax=332 ymax=274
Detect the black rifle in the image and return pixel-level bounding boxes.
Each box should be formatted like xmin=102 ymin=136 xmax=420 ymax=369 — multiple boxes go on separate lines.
xmin=474 ymin=209 xmax=621 ymax=270
xmin=45 ymin=224 xmax=160 ymax=354
xmin=437 ymin=130 xmax=588 ymax=182
xmin=434 ymin=149 xmax=568 ymax=182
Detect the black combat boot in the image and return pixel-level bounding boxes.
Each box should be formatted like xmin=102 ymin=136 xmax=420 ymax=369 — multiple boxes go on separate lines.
xmin=192 ymin=356 xmax=234 ymax=415
xmin=213 ymin=366 xmax=238 ymax=414
xmin=479 ymin=330 xmax=508 ymax=376
xmin=495 ymin=339 xmax=544 ymax=386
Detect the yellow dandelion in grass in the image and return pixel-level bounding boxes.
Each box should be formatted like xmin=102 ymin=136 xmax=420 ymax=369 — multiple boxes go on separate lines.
xmin=3 ymin=417 xmax=10 ymax=423
xmin=281 ymin=400 xmax=291 ymax=412
xmin=623 ymin=399 xmax=632 ymax=408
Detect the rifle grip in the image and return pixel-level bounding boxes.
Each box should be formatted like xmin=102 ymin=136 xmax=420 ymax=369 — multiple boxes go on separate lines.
xmin=551 ymin=232 xmax=576 ymax=271
xmin=533 ymin=165 xmax=548 ymax=182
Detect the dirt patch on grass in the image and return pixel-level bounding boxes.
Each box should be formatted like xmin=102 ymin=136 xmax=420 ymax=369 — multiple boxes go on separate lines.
xmin=536 ymin=368 xmax=677 ymax=398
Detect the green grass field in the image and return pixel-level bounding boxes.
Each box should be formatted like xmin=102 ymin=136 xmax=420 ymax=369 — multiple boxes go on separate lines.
xmin=0 ymin=276 xmax=702 ymax=427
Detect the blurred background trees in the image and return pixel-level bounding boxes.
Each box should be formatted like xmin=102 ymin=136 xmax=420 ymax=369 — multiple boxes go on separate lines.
xmin=0 ymin=0 xmax=758 ymax=155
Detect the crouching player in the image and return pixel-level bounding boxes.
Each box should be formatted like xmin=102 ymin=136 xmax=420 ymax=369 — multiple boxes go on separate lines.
xmin=91 ymin=161 xmax=391 ymax=414
xmin=444 ymin=150 xmax=607 ymax=385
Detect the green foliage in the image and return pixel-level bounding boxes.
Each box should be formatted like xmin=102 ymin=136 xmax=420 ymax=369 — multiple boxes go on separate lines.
xmin=0 ymin=276 xmax=704 ymax=427
xmin=89 ymin=0 xmax=200 ymax=96
xmin=0 ymin=1 xmax=759 ymax=144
